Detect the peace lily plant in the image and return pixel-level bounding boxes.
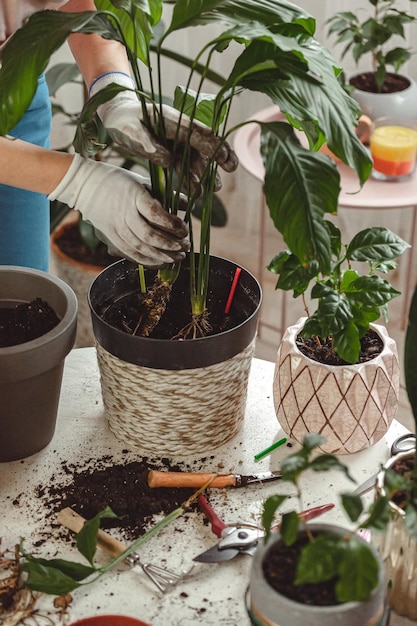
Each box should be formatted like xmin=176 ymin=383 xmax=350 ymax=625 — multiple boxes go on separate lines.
xmin=0 ymin=0 xmax=371 ymax=338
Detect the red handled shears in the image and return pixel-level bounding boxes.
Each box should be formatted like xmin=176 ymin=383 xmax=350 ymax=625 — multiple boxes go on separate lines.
xmin=193 ymin=494 xmax=334 ymax=563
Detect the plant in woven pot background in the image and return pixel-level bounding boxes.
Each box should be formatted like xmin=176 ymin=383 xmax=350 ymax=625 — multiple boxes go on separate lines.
xmin=326 ymin=0 xmax=417 ymax=120
xmin=0 ymin=1 xmax=371 ymax=456
xmin=270 ymin=222 xmax=409 ymax=454
xmin=248 ymin=434 xmax=388 ymax=626
xmin=369 ymin=283 xmax=417 ymax=620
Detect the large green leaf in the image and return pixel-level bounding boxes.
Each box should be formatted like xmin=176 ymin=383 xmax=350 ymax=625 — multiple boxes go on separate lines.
xmin=0 ymin=10 xmax=120 ymax=135
xmin=260 ymin=121 xmax=339 ymax=272
xmin=232 ymin=39 xmax=371 ymax=185
xmin=95 ymin=0 xmax=161 ymax=63
xmin=166 ymin=0 xmax=314 ymax=35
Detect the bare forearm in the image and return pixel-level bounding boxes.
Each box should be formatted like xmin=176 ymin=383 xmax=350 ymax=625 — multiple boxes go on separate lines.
xmin=0 ymin=137 xmax=73 ymax=194
xmin=61 ymin=0 xmax=131 ymax=87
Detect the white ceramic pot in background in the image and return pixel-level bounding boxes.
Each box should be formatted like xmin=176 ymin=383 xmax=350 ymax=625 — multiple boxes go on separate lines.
xmin=273 ymin=318 xmax=400 ymax=454
xmin=350 ymin=73 xmax=417 ymax=121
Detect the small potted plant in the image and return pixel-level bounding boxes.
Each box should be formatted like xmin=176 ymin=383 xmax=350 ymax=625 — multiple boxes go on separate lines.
xmin=270 ymin=222 xmax=409 ymax=454
xmin=326 ymin=0 xmax=417 ymax=119
xmin=0 ymin=1 xmax=371 ymax=457
xmin=248 ymin=433 xmax=389 ymax=626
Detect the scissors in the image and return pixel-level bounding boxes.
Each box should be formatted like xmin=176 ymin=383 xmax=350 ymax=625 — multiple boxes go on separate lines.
xmin=353 ymin=432 xmax=416 ymax=497
xmin=193 ymin=494 xmax=334 ymax=563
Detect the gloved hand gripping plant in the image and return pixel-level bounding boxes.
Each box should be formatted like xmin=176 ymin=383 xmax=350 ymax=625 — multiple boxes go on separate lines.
xmin=0 ymin=0 xmax=372 ymax=339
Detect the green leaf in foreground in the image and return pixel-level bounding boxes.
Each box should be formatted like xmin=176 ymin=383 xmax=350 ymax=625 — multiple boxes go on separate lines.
xmin=21 ymin=485 xmax=206 ymax=596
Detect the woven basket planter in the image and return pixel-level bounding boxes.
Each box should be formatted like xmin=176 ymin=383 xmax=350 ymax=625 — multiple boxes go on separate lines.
xmin=51 ymin=219 xmax=112 ymax=348
xmin=273 ymin=317 xmax=400 ymax=454
xmin=88 ymin=257 xmax=261 ymax=457
xmin=375 ymin=449 xmax=417 ymax=621
xmin=249 ymin=524 xmax=385 ymax=626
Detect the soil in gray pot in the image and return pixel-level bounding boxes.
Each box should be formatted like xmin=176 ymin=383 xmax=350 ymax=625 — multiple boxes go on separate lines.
xmin=263 ymin=532 xmax=340 ymax=606
xmin=0 ymin=298 xmax=60 ymax=347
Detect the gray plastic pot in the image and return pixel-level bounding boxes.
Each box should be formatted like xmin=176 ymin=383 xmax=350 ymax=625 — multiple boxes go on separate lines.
xmin=249 ymin=524 xmax=385 ymax=626
xmin=0 ymin=266 xmax=77 ymax=462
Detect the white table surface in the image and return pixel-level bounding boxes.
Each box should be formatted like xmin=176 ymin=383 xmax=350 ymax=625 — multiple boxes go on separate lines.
xmin=0 ymin=347 xmax=412 ymax=625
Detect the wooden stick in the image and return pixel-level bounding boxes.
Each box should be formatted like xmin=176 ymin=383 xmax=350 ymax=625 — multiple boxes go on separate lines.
xmin=148 ymin=470 xmax=236 ymax=489
xmin=57 ymin=507 xmax=128 ymax=558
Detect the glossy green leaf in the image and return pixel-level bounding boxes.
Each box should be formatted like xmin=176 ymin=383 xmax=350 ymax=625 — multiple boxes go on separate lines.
xmin=362 ymin=495 xmax=391 ymax=531
xmin=347 ymin=227 xmax=410 ymax=263
xmin=262 ymin=494 xmax=288 ymax=541
xmin=21 ymin=560 xmax=86 ymax=595
xmin=0 ymin=10 xmax=120 ymax=135
xmin=76 ymin=506 xmax=120 ymax=565
xmin=405 ymin=503 xmax=417 ymax=541
xmin=345 ymin=275 xmax=401 ymax=307
xmin=260 ymin=121 xmax=338 ymax=272
xmin=296 ymin=534 xmax=342 ymax=583
xmin=336 ymin=536 xmax=379 ymax=602
xmin=341 ymin=493 xmax=364 ymax=522
xmin=95 ymin=0 xmax=161 ymax=63
xmin=332 ymin=321 xmax=361 ymax=364
xmin=279 ymin=511 xmax=300 ymax=546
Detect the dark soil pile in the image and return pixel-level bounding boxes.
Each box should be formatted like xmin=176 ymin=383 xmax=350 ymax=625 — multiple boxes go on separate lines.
xmin=0 ymin=298 xmax=60 ymax=347
xmin=54 ymin=221 xmax=121 ymax=267
xmin=263 ymin=533 xmax=340 ymax=606
xmin=296 ymin=329 xmax=383 ymax=366
xmin=350 ymin=71 xmax=410 ymax=94
xmin=34 ymin=455 xmax=207 ymax=542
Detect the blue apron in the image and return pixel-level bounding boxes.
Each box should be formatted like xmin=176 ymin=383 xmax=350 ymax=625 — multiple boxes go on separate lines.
xmin=0 ymin=75 xmax=52 ymax=271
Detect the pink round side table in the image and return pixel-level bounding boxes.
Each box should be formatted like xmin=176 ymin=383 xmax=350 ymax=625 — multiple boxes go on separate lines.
xmin=234 ymin=106 xmax=417 ymax=336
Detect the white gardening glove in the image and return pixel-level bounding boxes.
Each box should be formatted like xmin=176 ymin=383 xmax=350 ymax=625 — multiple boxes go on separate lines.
xmin=48 ymin=154 xmax=189 ymax=267
xmin=89 ymin=72 xmax=238 ymax=191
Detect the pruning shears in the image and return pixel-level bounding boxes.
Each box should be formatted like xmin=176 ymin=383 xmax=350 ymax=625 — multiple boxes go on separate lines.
xmin=193 ymin=494 xmax=334 ymax=563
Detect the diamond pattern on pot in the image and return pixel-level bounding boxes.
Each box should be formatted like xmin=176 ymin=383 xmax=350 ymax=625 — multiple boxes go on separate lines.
xmin=273 ymin=319 xmax=400 ymax=454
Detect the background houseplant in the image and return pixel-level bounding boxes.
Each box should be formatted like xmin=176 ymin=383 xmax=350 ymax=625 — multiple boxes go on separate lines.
xmin=326 ymin=0 xmax=417 ymax=119
xmin=249 ymin=433 xmax=389 ymax=625
xmin=271 ymin=222 xmax=409 ymax=453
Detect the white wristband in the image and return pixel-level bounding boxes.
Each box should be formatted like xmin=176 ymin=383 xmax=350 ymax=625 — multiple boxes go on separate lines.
xmin=88 ymin=71 xmax=135 ymax=98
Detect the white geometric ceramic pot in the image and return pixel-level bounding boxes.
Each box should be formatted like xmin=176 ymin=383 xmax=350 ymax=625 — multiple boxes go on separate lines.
xmin=350 ymin=72 xmax=417 ymax=121
xmin=375 ymin=449 xmax=417 ymax=621
xmin=249 ymin=524 xmax=385 ymax=626
xmin=273 ymin=318 xmax=400 ymax=454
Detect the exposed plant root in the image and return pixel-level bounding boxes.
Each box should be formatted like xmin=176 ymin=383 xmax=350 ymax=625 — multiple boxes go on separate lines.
xmin=132 ymin=278 xmax=172 ymax=337
xmin=171 ymin=310 xmax=212 ymax=340
xmin=0 ymin=544 xmax=71 ymax=625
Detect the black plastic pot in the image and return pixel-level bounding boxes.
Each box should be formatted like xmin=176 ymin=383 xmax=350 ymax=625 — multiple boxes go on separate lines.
xmin=89 ymin=256 xmax=261 ymax=370
xmin=88 ymin=256 xmax=262 ymax=456
xmin=0 ymin=266 xmax=77 ymax=462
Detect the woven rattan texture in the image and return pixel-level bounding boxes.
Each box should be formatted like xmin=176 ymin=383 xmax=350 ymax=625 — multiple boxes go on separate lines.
xmin=96 ymin=339 xmax=256 ymax=456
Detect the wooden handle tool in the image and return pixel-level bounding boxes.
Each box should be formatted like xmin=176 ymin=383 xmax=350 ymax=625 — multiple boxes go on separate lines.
xmin=148 ymin=470 xmax=236 ymax=489
xmin=57 ymin=507 xmax=128 ymax=558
